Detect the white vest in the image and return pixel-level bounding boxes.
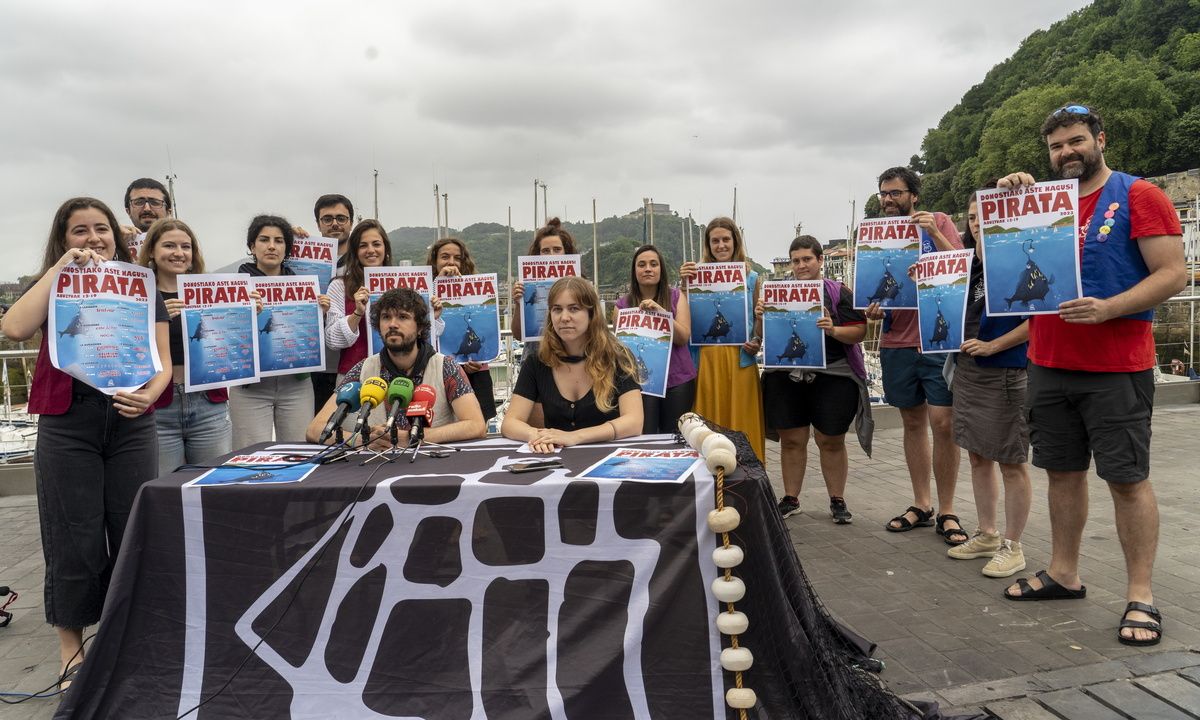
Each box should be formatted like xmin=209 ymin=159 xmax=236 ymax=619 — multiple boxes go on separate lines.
xmin=342 ymin=351 xmax=455 ymax=432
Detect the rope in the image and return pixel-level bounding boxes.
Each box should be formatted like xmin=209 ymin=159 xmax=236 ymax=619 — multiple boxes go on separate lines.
xmin=715 ymin=464 xmax=749 ymax=720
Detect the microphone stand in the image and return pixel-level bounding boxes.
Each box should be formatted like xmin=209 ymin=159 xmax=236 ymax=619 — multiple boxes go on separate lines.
xmin=406 ymin=433 xmax=460 ymax=463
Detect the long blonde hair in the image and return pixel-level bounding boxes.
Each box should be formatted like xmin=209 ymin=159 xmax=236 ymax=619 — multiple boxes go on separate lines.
xmin=538 ymin=276 xmax=637 ymax=413
xmin=137 ymin=218 xmax=206 ymax=274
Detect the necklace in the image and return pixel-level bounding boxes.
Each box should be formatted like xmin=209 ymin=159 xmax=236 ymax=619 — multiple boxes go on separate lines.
xmin=559 ymin=354 xmax=586 ymax=364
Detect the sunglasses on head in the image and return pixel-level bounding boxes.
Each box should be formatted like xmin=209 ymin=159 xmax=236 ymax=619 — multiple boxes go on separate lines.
xmin=1054 ymin=104 xmax=1091 ymax=116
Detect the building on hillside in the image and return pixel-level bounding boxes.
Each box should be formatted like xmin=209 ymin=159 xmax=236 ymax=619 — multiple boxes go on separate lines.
xmin=623 ymin=202 xmax=672 ymax=218
xmin=1149 ymin=168 xmax=1199 ymax=221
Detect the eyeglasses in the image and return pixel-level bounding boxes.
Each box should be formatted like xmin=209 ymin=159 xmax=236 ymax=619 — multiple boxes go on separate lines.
xmin=130 ymin=197 xmax=166 ymax=209
xmin=319 ymin=214 xmax=350 ymax=225
xmin=1054 ymin=104 xmax=1091 ymax=116
xmin=877 ymin=190 xmax=910 ymax=200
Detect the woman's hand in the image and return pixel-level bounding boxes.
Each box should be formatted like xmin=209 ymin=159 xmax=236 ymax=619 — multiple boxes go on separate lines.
xmin=438 ymin=263 xmax=461 ymax=277
xmin=250 ymin=291 xmax=264 ymax=313
xmin=817 ymin=308 xmax=835 ymax=335
xmin=317 ymin=294 xmax=331 ymax=313
xmin=431 ymin=296 xmax=443 ymax=319
xmin=354 ymin=287 xmax=370 ymax=317
xmin=112 ymin=387 xmax=157 ymax=418
xmin=679 ymin=261 xmax=697 ymax=285
xmin=639 ymin=299 xmax=666 ymax=314
xmin=57 ymin=248 xmax=106 ymax=270
xmin=511 ymin=282 xmax=524 ymax=301
xmin=530 ymin=427 xmax=578 ymax=450
xmin=960 ymin=338 xmax=997 ymax=357
xmin=754 ymin=299 xmax=765 ymax=320
xmin=163 ymin=297 xmax=184 ymax=320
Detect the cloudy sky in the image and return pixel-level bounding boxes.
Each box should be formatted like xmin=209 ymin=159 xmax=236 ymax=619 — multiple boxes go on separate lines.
xmin=1 ymin=0 xmax=1090 ymax=277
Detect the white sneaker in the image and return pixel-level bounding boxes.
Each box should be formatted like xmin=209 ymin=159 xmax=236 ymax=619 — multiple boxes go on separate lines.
xmin=947 ymin=529 xmax=1001 ymax=560
xmin=982 ymin=539 xmax=1026 ymax=578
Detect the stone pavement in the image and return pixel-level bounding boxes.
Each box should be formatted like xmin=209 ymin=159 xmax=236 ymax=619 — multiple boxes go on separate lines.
xmin=765 ymin=404 xmax=1200 ymax=718
xmin=1 ymin=405 xmax=1197 ymax=719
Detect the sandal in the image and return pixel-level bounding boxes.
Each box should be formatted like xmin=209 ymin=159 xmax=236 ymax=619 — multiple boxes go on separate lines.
xmin=936 ymin=514 xmax=969 ymax=546
xmin=885 ymin=505 xmax=934 ymax=532
xmin=1004 ymin=570 xmax=1087 ymax=601
xmin=1118 ymin=601 xmax=1162 ymax=646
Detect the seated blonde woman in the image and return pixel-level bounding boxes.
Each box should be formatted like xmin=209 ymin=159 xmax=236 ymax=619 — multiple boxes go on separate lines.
xmin=502 ymin=277 xmax=643 ymax=453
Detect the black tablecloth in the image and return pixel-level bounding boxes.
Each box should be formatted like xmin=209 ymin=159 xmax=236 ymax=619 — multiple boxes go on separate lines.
xmin=57 ymin=430 xmax=974 ymax=720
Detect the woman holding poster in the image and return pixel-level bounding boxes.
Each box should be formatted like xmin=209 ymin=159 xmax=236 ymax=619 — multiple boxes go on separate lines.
xmin=230 ymin=215 xmax=326 ymax=445
xmin=426 ymin=237 xmax=496 ymax=421
xmin=616 ymin=245 xmax=696 ymax=433
xmin=509 ymin=218 xmax=578 ymax=343
xmin=945 ymin=191 xmax=1032 ymax=578
xmin=1 ymin=197 xmax=171 ymax=689
xmin=679 ymin=217 xmax=766 ymax=461
xmin=325 ymin=219 xmax=393 ymax=377
xmin=503 ymin=277 xmax=643 ymax=453
xmin=138 ymin=219 xmax=233 ymax=475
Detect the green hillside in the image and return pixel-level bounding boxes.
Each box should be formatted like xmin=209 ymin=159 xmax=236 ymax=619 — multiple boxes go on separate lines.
xmin=874 ymin=0 xmax=1200 ymax=217
xmin=386 ymin=213 xmax=769 ymax=293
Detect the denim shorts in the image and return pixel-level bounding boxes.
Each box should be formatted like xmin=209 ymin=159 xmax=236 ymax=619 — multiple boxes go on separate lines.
xmin=880 ymin=347 xmax=952 ymax=408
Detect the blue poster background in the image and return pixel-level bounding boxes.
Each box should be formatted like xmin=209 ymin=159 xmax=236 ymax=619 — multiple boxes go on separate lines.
xmin=185 ymin=307 xmax=257 ymax=388
xmin=616 ymin=334 xmax=671 ymax=397
xmin=53 ymin=298 xmax=157 ymax=392
xmin=853 ymin=247 xmax=919 ymax=309
xmin=763 ymin=308 xmax=825 ymax=369
xmin=440 ymin=301 xmax=500 ymax=362
xmin=283 ymin=258 xmax=333 ymax=292
xmin=982 ymin=223 xmax=1079 ymax=315
xmin=257 ymin=304 xmax=323 ymax=375
xmin=918 ymin=280 xmax=969 ymax=353
xmin=580 ymin=454 xmax=700 ymax=482
xmin=689 ymin=290 xmax=748 ymax=345
xmin=520 ymin=279 xmax=554 ymax=341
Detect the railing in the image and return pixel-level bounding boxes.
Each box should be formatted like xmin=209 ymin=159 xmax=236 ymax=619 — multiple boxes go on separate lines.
xmin=0 ymin=347 xmax=36 ymax=414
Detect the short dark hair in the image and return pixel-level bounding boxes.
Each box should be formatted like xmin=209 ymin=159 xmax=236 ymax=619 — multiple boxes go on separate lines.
xmin=313 ymin=194 xmax=354 ymax=222
xmin=245 ymin=214 xmax=295 ymax=259
xmin=877 ymin=166 xmax=921 ymax=196
xmin=370 ymin=287 xmax=430 ymax=343
xmin=124 ymin=178 xmax=171 ymax=211
xmin=529 ymin=217 xmax=577 ymax=255
xmin=1040 ymin=103 xmax=1104 ymax=140
xmin=788 ymin=235 xmax=823 ymax=258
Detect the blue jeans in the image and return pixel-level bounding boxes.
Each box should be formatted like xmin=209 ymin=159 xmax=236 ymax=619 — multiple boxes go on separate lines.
xmin=155 ymin=383 xmax=233 ymax=475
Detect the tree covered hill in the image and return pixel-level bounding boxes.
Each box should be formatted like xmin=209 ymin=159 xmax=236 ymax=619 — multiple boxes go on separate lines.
xmin=386 ymin=213 xmax=769 ymax=293
xmin=878 ymin=0 xmax=1200 ymax=217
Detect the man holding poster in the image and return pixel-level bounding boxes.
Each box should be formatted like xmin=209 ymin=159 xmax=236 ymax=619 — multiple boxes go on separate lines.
xmin=866 ymin=168 xmax=966 ymax=545
xmin=995 ymin=105 xmax=1185 ymax=648
xmin=758 ymin=236 xmax=868 ymax=524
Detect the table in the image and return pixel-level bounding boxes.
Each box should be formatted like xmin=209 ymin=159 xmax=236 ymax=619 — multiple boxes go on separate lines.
xmin=56 ymin=432 xmax=944 ymax=720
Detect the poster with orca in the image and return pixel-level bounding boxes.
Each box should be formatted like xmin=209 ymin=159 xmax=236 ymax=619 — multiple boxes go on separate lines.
xmin=435 ymin=272 xmax=501 ymax=363
xmin=179 ymin=274 xmax=259 ymax=393
xmin=363 ymin=266 xmax=435 ymax=355
xmin=914 ymin=249 xmax=973 ymax=354
xmin=761 ymin=279 xmax=826 ymax=369
xmin=282 ymin=235 xmax=338 ymax=292
xmin=518 ymin=254 xmax=581 ymax=341
xmin=977 ymin=179 xmax=1082 ymax=316
xmin=852 ymin=217 xmax=921 ymax=309
xmin=614 ymin=307 xmax=673 ymax=398
xmin=250 ymin=276 xmax=326 ymax=377
xmin=688 ymin=262 xmax=750 ymax=346
xmin=48 ymin=261 xmax=162 ymax=395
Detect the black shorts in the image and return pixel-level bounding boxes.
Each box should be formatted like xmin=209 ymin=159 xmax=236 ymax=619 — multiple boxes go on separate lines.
xmin=762 ymin=371 xmax=858 ymax=436
xmin=1025 ymin=364 xmax=1153 ymax=484
xmin=467 ymin=368 xmax=497 ymax=421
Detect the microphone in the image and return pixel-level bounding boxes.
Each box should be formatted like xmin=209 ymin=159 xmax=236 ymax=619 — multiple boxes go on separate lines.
xmin=317 ymin=381 xmax=361 ymax=443
xmin=383 ymin=377 xmax=414 ymax=434
xmin=405 ymin=383 xmax=437 ymax=446
xmin=351 ymin=377 xmax=389 ymax=445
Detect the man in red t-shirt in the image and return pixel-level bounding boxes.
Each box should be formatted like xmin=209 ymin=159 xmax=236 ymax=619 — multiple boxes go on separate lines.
xmin=864 ymin=167 xmax=966 ymax=545
xmin=996 ymin=105 xmax=1185 ymax=648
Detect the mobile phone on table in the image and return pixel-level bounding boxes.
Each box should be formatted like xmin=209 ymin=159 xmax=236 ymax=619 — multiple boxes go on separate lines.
xmin=504 ymin=459 xmax=563 ymax=473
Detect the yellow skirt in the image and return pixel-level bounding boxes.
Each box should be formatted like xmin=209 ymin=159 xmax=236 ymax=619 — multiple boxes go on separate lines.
xmin=693 ymin=346 xmax=765 ymax=462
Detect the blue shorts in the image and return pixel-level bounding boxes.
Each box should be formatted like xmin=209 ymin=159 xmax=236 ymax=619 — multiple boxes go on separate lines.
xmin=880 ymin=347 xmax=952 ymax=408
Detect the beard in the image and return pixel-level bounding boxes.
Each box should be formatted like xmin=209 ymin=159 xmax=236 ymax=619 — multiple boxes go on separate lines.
xmin=384 ymin=333 xmax=418 ymax=355
xmin=1053 ymin=147 xmax=1103 ymax=181
xmin=882 ymin=198 xmax=913 ymax=216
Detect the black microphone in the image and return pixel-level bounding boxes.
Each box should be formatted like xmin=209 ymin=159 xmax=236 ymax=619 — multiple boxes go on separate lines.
xmin=317 ymin=381 xmax=362 ymax=443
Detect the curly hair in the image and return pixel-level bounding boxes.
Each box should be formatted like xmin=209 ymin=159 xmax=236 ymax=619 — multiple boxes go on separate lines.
xmin=538 ymin=276 xmax=637 ymax=413
xmin=138 ymin=218 xmax=206 ymax=274
xmin=245 ymin=214 xmax=295 ymax=259
xmin=369 ymin=287 xmax=430 ymax=344
xmin=1040 ymin=103 xmax=1104 ymax=140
